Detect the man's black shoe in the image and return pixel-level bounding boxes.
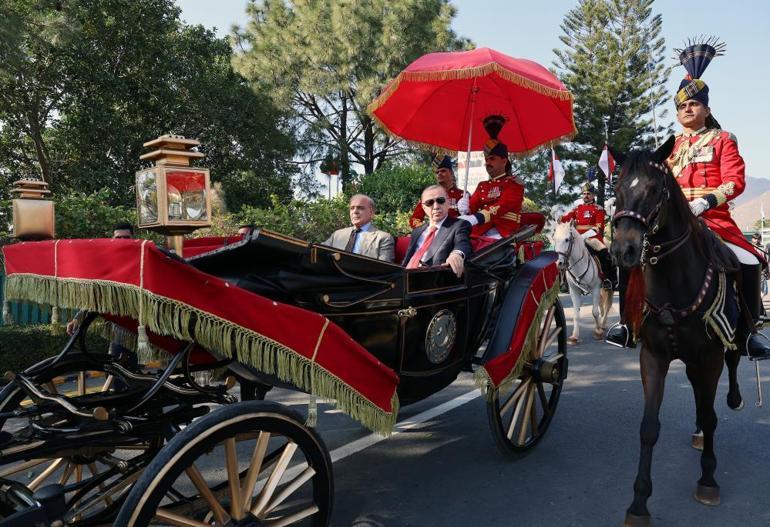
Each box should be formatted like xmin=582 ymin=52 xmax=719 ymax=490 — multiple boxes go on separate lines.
xmin=743 ymin=333 xmax=770 ymax=361
xmin=606 ymin=323 xmax=636 ymax=348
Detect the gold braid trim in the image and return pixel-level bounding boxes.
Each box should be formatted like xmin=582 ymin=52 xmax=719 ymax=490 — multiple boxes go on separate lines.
xmin=668 ymin=129 xmax=721 ymax=179
xmin=713 ymin=182 xmax=736 ymax=206
xmin=5 ymin=273 xmax=399 ymax=436
xmin=473 ymin=281 xmax=561 ymax=399
xmin=702 ymin=271 xmax=738 ymax=351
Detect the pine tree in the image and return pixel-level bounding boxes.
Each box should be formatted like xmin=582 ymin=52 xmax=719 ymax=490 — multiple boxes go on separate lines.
xmin=553 ymin=0 xmax=672 ymax=205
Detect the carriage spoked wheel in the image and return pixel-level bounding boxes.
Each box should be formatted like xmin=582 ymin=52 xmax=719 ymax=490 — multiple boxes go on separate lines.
xmin=115 ymin=400 xmax=333 ymax=526
xmin=0 ymin=355 xmax=160 ymax=523
xmin=487 ymin=299 xmax=568 ymax=457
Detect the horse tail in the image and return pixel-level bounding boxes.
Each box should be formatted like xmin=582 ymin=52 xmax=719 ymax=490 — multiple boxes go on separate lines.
xmin=624 ymin=266 xmax=646 ymax=335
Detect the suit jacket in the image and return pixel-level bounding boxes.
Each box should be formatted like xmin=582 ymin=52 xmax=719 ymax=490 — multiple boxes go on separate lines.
xmin=402 ymin=216 xmax=472 ymax=267
xmin=324 ymin=225 xmax=395 ymax=262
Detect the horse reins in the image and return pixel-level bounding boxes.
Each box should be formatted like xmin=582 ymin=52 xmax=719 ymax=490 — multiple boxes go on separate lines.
xmin=557 ymin=229 xmax=595 ymax=289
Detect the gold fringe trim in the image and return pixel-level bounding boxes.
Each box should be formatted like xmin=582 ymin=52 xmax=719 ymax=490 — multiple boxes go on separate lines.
xmin=5 ymin=274 xmax=399 ymax=435
xmin=703 ymin=271 xmax=738 ymax=351
xmin=474 ymin=281 xmax=561 ymax=399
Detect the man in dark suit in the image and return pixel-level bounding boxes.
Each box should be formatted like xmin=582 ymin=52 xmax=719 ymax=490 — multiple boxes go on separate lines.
xmin=403 ymin=185 xmax=472 ymax=277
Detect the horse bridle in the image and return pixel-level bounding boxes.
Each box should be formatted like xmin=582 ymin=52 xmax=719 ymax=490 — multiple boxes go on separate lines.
xmin=556 ymin=227 xmax=593 ymax=286
xmin=611 ymin=160 xmax=690 ymax=267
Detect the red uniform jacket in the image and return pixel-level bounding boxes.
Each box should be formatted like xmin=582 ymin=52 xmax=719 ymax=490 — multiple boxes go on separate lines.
xmin=560 ymin=203 xmax=605 ymax=242
xmin=667 ymin=128 xmax=762 ymax=262
xmin=468 ymin=175 xmax=525 ymax=238
xmin=409 ymin=186 xmax=469 ymax=229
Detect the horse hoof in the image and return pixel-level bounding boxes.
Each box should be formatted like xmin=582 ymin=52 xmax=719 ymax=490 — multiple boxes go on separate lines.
xmin=623 ymin=512 xmax=651 ymax=527
xmin=691 ymin=431 xmax=704 ymax=451
xmin=593 ymin=330 xmax=604 ymax=340
xmin=694 ymin=484 xmax=720 ymax=506
xmin=727 ymin=396 xmax=744 ymax=411
xmin=567 ymin=336 xmax=579 ymax=345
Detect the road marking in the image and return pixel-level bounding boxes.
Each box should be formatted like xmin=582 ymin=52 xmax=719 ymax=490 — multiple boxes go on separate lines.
xmin=329 ymin=388 xmax=481 ymax=464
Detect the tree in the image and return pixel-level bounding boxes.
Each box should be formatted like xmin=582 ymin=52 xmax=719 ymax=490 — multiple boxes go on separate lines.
xmin=232 ymin=0 xmax=469 ymax=189
xmin=553 ymin=0 xmax=672 ymax=205
xmin=0 ymin=0 xmax=297 ymax=211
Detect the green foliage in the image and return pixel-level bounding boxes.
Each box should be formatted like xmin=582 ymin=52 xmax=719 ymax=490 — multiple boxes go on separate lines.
xmin=233 ymin=0 xmax=469 ymax=185
xmin=356 ymin=163 xmax=434 ymax=214
xmin=236 ymin=195 xmax=349 ymax=243
xmin=55 ymin=189 xmax=135 ymax=239
xmin=0 ymin=324 xmax=108 ymax=376
xmin=0 ymin=0 xmax=296 ymax=212
xmin=553 ymin=0 xmax=673 ymax=205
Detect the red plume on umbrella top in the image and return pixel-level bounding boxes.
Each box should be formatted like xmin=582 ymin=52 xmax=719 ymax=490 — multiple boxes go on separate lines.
xmin=368 ymin=47 xmax=576 ymax=155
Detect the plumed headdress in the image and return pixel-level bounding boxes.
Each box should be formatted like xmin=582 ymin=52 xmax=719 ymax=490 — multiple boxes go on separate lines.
xmin=673 ymin=36 xmax=726 ymax=107
xmin=482 ymin=115 xmax=509 ymax=158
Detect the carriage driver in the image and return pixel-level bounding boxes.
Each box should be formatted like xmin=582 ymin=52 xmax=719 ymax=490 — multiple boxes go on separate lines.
xmin=560 ymin=183 xmax=613 ymax=289
xmin=457 ymin=115 xmax=525 ymax=239
xmin=607 ymin=38 xmax=770 ymax=360
xmin=409 ymin=155 xmax=471 ymax=229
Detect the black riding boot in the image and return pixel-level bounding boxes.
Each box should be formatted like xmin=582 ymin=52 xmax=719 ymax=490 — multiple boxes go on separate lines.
xmin=606 ymin=266 xmax=637 ymax=348
xmin=738 ymin=264 xmax=770 ymax=360
xmin=598 ymin=248 xmax=614 ymax=290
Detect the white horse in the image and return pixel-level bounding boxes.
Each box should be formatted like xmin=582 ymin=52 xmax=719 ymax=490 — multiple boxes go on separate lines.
xmin=553 ymin=222 xmax=612 ymax=344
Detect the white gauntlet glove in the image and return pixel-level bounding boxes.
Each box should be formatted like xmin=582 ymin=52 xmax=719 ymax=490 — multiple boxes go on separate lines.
xmin=457 ymin=196 xmax=471 ymax=215
xmin=458 ymin=214 xmax=479 ymax=226
xmin=689 ymin=197 xmax=709 ymax=217
xmin=580 ymin=229 xmax=597 ymax=240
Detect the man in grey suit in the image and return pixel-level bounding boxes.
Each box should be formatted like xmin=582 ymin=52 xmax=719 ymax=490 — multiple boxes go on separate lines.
xmin=403 ymin=185 xmax=472 ymax=277
xmin=324 ymin=194 xmax=395 ymax=262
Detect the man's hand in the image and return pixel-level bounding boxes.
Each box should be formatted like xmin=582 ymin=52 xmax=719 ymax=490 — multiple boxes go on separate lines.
xmin=457 ymin=196 xmax=471 ymax=215
xmin=689 ymin=197 xmax=709 ymax=217
xmin=66 ymin=319 xmax=79 ymax=336
xmin=458 ymin=214 xmax=478 ymax=226
xmin=445 ymin=252 xmax=465 ymax=277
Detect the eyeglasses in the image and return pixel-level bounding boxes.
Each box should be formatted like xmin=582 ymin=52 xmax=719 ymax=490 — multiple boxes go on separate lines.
xmin=423 ymin=197 xmax=447 ymax=207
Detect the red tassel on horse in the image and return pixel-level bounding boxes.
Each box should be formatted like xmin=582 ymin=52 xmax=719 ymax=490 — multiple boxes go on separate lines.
xmin=624 ymin=266 xmax=646 ymax=336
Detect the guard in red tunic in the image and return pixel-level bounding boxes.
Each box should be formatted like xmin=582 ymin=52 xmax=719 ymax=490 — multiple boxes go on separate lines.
xmin=458 ymin=115 xmax=525 ymax=238
xmin=560 ymin=183 xmax=613 ymax=288
xmin=607 ymin=37 xmax=770 ymax=358
xmin=408 ymin=155 xmax=470 ymax=229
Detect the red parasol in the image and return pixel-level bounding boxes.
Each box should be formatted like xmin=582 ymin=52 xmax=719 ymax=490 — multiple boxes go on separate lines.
xmin=368 ymin=47 xmax=576 ymax=159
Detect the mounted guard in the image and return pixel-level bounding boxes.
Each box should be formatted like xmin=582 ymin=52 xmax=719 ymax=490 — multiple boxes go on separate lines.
xmin=607 ymin=37 xmax=770 ymax=360
xmin=559 ymin=182 xmax=614 ymax=290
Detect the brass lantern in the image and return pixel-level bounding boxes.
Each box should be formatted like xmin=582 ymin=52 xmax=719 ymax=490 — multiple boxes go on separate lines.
xmin=11 ymin=179 xmax=55 ymax=240
xmin=135 ymin=135 xmax=211 ymax=255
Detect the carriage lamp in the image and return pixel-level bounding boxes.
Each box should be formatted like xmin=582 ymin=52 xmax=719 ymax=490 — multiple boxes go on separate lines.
xmin=10 ymin=178 xmax=55 ymax=240
xmin=135 ymin=135 xmax=211 ymax=256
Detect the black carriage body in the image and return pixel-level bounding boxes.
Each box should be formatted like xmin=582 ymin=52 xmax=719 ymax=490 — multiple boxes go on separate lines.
xmin=188 ymin=227 xmax=536 ymax=405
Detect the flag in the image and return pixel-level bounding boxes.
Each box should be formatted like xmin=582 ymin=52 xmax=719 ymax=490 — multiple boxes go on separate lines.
xmin=550 ymin=147 xmax=565 ymax=194
xmin=587 ymin=167 xmax=597 ymax=182
xmin=599 ymin=144 xmax=615 ymax=181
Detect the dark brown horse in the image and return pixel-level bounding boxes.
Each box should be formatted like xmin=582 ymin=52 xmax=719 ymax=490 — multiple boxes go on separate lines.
xmin=611 ymin=137 xmax=744 ymax=526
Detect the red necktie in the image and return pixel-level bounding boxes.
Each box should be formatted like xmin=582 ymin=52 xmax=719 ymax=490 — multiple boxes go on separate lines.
xmin=407 ymin=226 xmax=437 ymax=269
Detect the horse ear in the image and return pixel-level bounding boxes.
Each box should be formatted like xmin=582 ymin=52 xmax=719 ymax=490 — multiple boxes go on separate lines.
xmin=652 ymin=135 xmax=676 ymax=163
xmin=608 ymin=145 xmax=626 ymax=166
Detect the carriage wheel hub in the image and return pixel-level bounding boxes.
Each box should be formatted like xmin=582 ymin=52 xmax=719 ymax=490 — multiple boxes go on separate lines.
xmin=530 ymin=358 xmax=560 ymax=384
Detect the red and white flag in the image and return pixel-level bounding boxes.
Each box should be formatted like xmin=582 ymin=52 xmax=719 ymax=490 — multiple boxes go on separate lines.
xmin=599 ymin=144 xmax=615 ymax=181
xmin=549 ymin=147 xmax=565 ymax=193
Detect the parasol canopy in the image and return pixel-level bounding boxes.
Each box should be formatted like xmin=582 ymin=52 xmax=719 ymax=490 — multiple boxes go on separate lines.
xmin=368 ymin=47 xmax=576 ymax=155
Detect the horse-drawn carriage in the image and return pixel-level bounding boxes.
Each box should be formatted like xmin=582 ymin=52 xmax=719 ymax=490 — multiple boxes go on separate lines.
xmin=0 ymin=219 xmax=566 ymax=526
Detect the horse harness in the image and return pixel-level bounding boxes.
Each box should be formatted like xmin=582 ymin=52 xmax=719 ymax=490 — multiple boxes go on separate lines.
xmin=612 ymin=160 xmax=718 ymax=351
xmin=556 ymin=229 xmax=597 ymax=292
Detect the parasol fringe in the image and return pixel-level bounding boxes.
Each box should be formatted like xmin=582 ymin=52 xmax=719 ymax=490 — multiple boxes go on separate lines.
xmin=369 ymin=106 xmax=576 ymax=158
xmin=474 ymin=281 xmax=560 ymax=399
xmin=4 ymin=273 xmax=399 ymax=436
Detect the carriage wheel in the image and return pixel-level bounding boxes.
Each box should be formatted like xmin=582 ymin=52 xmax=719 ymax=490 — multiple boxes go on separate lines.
xmin=487 ymin=298 xmax=568 ymax=457
xmin=0 ymin=355 xmax=159 ymax=524
xmin=115 ymin=400 xmax=333 ymax=526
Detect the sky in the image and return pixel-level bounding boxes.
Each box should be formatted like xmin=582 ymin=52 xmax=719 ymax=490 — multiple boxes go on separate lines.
xmin=175 ymin=0 xmax=770 ymax=180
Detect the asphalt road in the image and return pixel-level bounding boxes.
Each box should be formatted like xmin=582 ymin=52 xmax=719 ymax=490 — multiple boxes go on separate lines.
xmin=274 ymin=293 xmax=770 ymax=527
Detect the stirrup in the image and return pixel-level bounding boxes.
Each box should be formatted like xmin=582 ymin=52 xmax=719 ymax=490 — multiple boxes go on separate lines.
xmin=745 ymin=331 xmax=770 ymax=362
xmin=605 ymin=322 xmax=636 ymax=349
xmin=601 ymin=279 xmax=613 ymax=290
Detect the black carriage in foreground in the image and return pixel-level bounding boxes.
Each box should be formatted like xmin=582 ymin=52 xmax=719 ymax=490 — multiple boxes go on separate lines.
xmin=0 ymin=220 xmax=566 ymax=526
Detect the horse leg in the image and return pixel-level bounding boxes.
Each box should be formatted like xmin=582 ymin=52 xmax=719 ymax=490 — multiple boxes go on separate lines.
xmin=626 ymin=346 xmax=669 ymax=525
xmin=568 ymin=283 xmax=580 ymax=344
xmin=601 ymin=288 xmax=613 ymax=329
xmin=685 ymin=356 xmax=723 ymax=506
xmin=724 ymin=346 xmax=744 ymax=410
xmin=591 ymin=284 xmax=603 ymax=339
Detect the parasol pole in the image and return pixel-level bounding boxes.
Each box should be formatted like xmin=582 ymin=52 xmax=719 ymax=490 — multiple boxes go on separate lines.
xmin=462 ymin=79 xmax=479 ymax=193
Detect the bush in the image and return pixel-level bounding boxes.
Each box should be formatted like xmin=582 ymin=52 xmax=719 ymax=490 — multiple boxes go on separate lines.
xmin=356 ymin=163 xmax=434 ymax=214
xmin=236 ymin=195 xmax=349 ymax=243
xmin=56 ymin=189 xmax=136 ymax=239
xmin=0 ymin=325 xmax=108 ymax=376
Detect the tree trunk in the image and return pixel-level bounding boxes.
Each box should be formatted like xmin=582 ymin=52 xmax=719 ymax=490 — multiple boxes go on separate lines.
xmin=26 ymin=112 xmax=51 ymax=184
xmin=339 ymin=93 xmax=351 ymax=190
xmin=362 ymin=117 xmax=375 ymax=175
